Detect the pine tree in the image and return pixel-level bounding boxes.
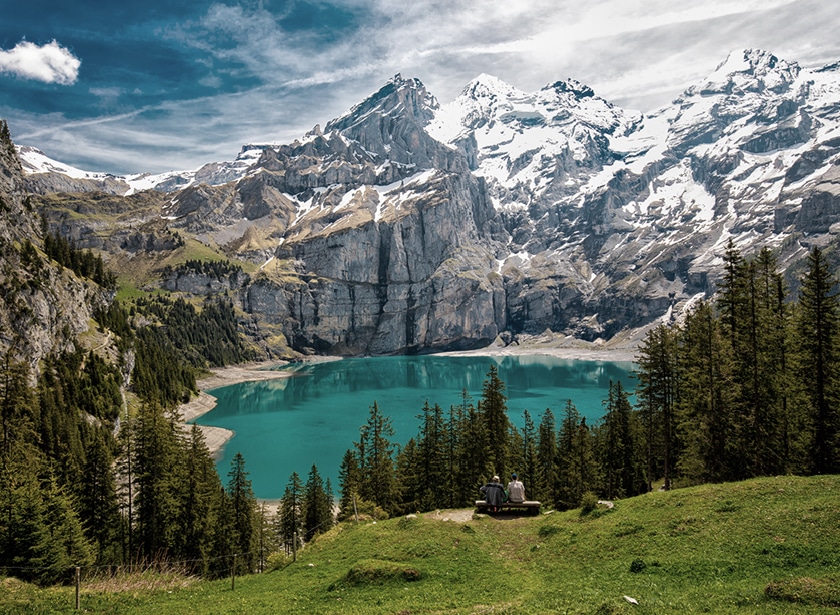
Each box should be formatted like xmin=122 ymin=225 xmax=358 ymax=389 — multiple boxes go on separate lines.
xmin=797 ymin=246 xmax=840 ymax=474
xmin=415 ymin=401 xmax=447 ymax=510
xmin=536 ymin=408 xmax=558 ymax=504
xmin=181 ymin=425 xmax=223 ymax=574
xmin=278 ymin=472 xmax=303 ymax=554
xmin=134 ymin=401 xmax=183 ymax=558
xmin=337 ymin=449 xmax=361 ymax=521
xmin=747 ymin=248 xmax=794 ymax=475
xmin=478 ymin=365 xmax=510 ymax=480
xmin=635 ymin=324 xmax=679 ymax=490
xmin=396 ymin=438 xmax=421 ymax=514
xmin=227 ymin=452 xmax=257 ymax=573
xmin=302 ymin=464 xmax=333 ymax=542
xmin=356 ymin=402 xmax=397 ymax=514
xmin=78 ymin=428 xmax=120 ymax=563
xmin=457 ymin=399 xmax=491 ymax=506
xmin=597 ymin=381 xmax=636 ymax=500
xmin=556 ymin=400 xmax=596 ymax=509
xmin=31 ymin=476 xmax=94 ymax=585
xmin=677 ymin=301 xmax=738 ymax=483
xmin=518 ymin=409 xmax=540 ymax=500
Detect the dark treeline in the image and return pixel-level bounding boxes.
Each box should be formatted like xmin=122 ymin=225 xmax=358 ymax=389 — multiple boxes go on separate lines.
xmin=41 ymin=220 xmax=117 ymax=290
xmin=161 ymin=259 xmax=243 ymax=281
xmin=335 ymin=242 xmax=839 ymax=517
xmin=0 ymin=255 xmax=271 ymax=584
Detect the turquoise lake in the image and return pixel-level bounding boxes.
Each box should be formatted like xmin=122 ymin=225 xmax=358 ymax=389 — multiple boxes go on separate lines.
xmin=196 ymin=355 xmax=635 ymax=499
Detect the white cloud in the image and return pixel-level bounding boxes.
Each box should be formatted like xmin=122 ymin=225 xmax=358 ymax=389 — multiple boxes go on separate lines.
xmin=0 ymin=40 xmax=81 ymax=85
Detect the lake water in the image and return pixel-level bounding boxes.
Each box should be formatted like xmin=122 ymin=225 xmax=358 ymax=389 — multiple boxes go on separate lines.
xmin=196 ymin=355 xmax=635 ymax=499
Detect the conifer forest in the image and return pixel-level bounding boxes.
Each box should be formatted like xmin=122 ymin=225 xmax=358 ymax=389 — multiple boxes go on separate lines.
xmin=1 ymin=239 xmax=838 ymax=584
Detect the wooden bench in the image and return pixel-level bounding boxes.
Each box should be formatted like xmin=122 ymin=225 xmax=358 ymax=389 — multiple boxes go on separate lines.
xmin=475 ymin=500 xmax=541 ymax=515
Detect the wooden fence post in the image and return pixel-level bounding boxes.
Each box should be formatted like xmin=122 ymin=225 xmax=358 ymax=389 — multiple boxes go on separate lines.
xmin=75 ymin=566 xmax=80 ymax=610
xmin=231 ymin=554 xmax=236 ymax=591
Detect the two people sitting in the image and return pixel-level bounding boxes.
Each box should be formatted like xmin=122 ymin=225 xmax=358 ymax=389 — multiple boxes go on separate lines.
xmin=480 ymin=473 xmax=525 ymax=512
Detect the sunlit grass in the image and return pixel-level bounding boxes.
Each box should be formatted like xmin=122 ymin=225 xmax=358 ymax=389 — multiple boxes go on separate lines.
xmin=3 ymin=475 xmax=838 ymax=614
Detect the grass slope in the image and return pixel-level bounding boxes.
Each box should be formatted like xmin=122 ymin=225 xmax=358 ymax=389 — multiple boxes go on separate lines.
xmin=3 ymin=475 xmax=839 ymax=614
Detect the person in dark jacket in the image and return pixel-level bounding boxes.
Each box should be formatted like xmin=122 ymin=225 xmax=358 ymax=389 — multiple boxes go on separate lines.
xmin=480 ymin=475 xmax=505 ymax=512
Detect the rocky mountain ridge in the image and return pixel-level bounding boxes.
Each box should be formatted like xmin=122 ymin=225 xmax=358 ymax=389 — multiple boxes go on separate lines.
xmin=16 ymin=49 xmax=840 ymax=355
xmin=0 ymin=121 xmax=113 ymax=376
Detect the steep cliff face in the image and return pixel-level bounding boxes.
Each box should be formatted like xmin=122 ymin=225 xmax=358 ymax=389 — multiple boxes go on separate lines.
xmin=17 ymin=50 xmax=840 ymax=356
xmin=0 ymin=121 xmax=111 ymax=374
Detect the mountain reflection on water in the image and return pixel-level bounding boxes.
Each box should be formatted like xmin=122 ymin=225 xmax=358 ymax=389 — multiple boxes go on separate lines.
xmin=196 ymin=355 xmax=634 ymax=498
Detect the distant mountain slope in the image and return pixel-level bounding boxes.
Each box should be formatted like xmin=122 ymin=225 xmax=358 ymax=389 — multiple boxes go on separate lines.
xmin=0 ymin=121 xmax=112 ymax=373
xmin=17 ymin=49 xmax=840 ymax=355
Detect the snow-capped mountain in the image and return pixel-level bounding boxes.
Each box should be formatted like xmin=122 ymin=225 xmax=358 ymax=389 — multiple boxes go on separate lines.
xmin=427 ymin=73 xmax=640 ymax=211
xmin=20 ymin=50 xmax=840 ymax=354
xmin=18 ymin=143 xmax=271 ymax=195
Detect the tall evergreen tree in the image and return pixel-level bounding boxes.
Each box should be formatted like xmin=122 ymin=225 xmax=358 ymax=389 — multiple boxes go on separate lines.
xmin=302 ymin=464 xmax=333 ymax=542
xmin=677 ymin=301 xmax=738 ymax=483
xmin=797 ymin=246 xmax=840 ymax=474
xmin=31 ymin=476 xmax=94 ymax=585
xmin=597 ymin=381 xmax=637 ymax=500
xmin=478 ymin=365 xmax=510 ymax=480
xmin=356 ymin=402 xmax=398 ymax=514
xmin=278 ymin=472 xmax=303 ymax=553
xmin=518 ymin=410 xmax=540 ymax=499
xmin=227 ymin=452 xmax=257 ymax=573
xmin=536 ymin=408 xmax=558 ymax=504
xmin=635 ymin=324 xmax=679 ymax=490
xmin=134 ymin=401 xmax=183 ymax=558
xmin=78 ymin=428 xmax=120 ymax=563
xmin=415 ymin=401 xmax=447 ymax=510
xmin=556 ymin=401 xmax=596 ymax=509
xmin=181 ymin=425 xmax=224 ymax=574
xmin=337 ymin=449 xmax=361 ymax=521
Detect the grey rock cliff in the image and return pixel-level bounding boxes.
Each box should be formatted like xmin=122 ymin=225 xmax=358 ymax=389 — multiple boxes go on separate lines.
xmin=19 ymin=50 xmax=840 ymax=356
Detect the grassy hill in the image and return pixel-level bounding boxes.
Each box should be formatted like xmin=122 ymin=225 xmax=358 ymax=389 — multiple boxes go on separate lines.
xmin=2 ymin=475 xmax=838 ymax=614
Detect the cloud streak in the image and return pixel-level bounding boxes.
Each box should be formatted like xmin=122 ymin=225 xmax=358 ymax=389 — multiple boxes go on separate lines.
xmin=3 ymin=0 xmax=840 ymax=174
xmin=0 ymin=40 xmax=80 ymax=85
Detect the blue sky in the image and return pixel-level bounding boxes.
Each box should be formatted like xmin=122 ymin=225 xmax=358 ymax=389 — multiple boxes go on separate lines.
xmin=1 ymin=0 xmax=838 ymax=174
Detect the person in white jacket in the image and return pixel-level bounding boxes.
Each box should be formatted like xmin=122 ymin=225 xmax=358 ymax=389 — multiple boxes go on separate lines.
xmin=507 ymin=473 xmax=525 ymax=503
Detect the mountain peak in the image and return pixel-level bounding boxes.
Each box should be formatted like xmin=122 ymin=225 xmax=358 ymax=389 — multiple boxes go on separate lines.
xmin=324 ymin=74 xmax=438 ymax=135
xmin=462 ymin=74 xmax=523 ymax=100
xmin=542 ymin=78 xmax=595 ymax=99
xmin=689 ymin=48 xmax=801 ymax=96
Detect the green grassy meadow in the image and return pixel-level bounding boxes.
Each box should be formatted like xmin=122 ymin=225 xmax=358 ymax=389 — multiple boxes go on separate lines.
xmin=3 ymin=475 xmax=838 ymax=614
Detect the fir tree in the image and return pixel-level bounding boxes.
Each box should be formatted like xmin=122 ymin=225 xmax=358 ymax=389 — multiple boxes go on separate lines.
xmin=797 ymin=246 xmax=840 ymax=474
xmin=356 ymin=402 xmax=398 ymax=514
xmin=337 ymin=449 xmax=361 ymax=521
xmin=31 ymin=476 xmax=94 ymax=585
xmin=478 ymin=365 xmax=510 ymax=480
xmin=278 ymin=472 xmax=303 ymax=554
xmin=635 ymin=324 xmax=679 ymax=490
xmin=302 ymin=464 xmax=333 ymax=542
xmin=536 ymin=408 xmax=558 ymax=504
xmin=227 ymin=452 xmax=257 ymax=573
xmin=78 ymin=428 xmax=120 ymax=563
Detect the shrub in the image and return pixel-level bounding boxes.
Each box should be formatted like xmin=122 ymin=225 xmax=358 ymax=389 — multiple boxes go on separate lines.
xmin=580 ymin=492 xmax=599 ymax=515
